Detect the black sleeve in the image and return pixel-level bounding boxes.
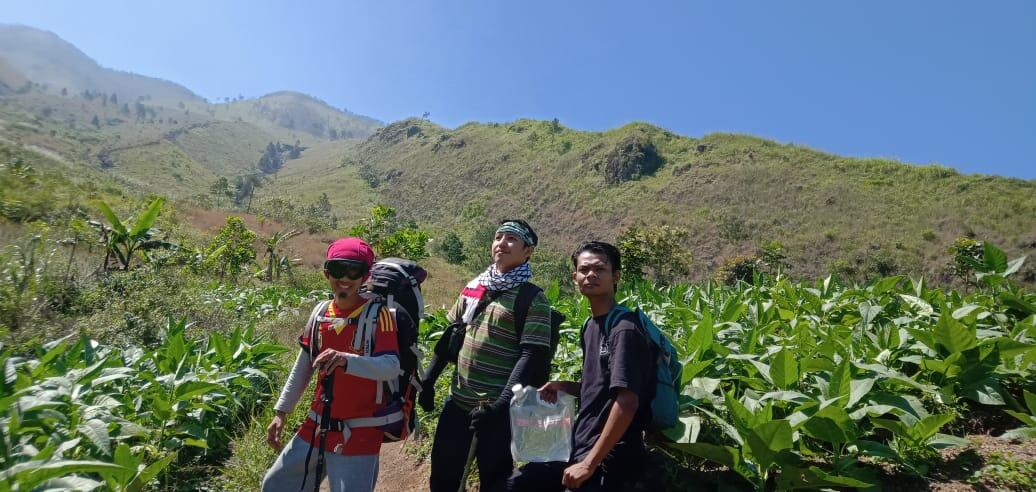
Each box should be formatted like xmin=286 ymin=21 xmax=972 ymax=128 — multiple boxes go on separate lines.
xmin=492 ymin=344 xmax=549 ymax=408
xmin=608 ymin=316 xmax=647 ymax=395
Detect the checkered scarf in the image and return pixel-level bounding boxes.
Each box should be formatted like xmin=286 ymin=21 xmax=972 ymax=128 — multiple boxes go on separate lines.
xmin=459 ymin=262 xmax=533 ymax=323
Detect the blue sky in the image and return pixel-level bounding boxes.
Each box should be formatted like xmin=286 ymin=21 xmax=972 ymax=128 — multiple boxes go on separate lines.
xmin=4 ymin=1 xmax=1034 ymax=178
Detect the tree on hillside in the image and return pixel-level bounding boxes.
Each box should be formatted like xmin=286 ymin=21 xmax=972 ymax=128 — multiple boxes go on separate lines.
xmin=201 ymin=216 xmax=257 ymax=279
xmin=348 ymin=205 xmax=430 ymax=260
xmin=209 ymin=177 xmax=231 ymax=208
xmin=262 ymin=229 xmax=301 ymax=281
xmin=617 ymin=223 xmax=694 ymax=283
xmin=437 ymin=232 xmax=466 ymax=265
xmin=257 ymin=142 xmax=284 ymax=174
xmin=234 ymin=173 xmax=264 ymax=212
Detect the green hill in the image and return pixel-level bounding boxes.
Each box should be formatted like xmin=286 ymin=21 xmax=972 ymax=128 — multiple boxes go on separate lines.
xmin=213 ymin=91 xmax=382 ymax=141
xmin=0 ymin=24 xmax=203 ymax=106
xmin=0 ymin=25 xmax=1033 ymax=285
xmin=305 ymin=118 xmax=1036 ymax=283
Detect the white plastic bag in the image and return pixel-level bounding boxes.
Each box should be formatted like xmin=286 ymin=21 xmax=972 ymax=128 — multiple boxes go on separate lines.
xmin=509 ymin=384 xmax=576 ymax=462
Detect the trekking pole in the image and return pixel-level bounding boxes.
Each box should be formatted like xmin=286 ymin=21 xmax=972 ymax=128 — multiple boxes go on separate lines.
xmin=314 ymin=371 xmax=335 ymax=492
xmin=458 ymin=400 xmax=487 ymax=492
xmin=458 ymin=434 xmax=477 ymax=492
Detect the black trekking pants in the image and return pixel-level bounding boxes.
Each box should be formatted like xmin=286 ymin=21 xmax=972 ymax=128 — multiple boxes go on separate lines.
xmin=503 ymin=444 xmax=645 ymax=492
xmin=429 ymin=398 xmax=513 ymax=492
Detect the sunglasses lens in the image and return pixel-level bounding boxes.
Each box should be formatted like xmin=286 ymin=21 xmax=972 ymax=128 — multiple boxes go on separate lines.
xmin=325 ymin=261 xmax=367 ymax=280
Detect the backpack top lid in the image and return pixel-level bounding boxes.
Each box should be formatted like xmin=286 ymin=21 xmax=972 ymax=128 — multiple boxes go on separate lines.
xmin=361 ymin=257 xmax=427 ymax=321
xmin=365 ymin=258 xmax=427 ymax=290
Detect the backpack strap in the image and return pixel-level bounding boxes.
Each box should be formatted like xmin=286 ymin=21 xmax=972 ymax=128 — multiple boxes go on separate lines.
xmin=512 ymin=282 xmax=543 ymax=342
xmin=305 ymin=300 xmax=332 ymax=359
xmin=601 ymin=304 xmax=632 ymax=336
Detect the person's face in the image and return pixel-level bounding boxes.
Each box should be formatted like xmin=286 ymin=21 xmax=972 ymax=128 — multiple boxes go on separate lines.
xmin=323 ymin=260 xmax=368 ymax=301
xmin=491 ymin=232 xmax=532 ymax=272
xmin=572 ymin=251 xmax=619 ymax=297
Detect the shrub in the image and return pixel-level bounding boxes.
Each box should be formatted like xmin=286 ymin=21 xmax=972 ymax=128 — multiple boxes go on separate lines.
xmin=617 ymin=224 xmax=693 ymax=283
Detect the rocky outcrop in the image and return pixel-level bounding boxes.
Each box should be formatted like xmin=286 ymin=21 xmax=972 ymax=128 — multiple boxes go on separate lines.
xmin=592 ymin=136 xmax=663 ymax=184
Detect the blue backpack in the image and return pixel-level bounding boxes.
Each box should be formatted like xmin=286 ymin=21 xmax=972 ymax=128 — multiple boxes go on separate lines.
xmin=598 ymin=304 xmax=682 ymax=431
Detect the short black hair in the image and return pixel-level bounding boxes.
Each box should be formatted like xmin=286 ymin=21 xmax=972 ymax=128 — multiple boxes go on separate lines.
xmin=498 ymin=218 xmax=538 ymax=246
xmin=571 ymin=241 xmax=621 ymax=273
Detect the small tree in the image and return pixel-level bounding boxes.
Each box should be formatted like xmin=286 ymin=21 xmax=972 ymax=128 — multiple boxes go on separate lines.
xmin=715 ymin=254 xmax=761 ymax=285
xmin=617 ymin=224 xmax=694 ymax=283
xmin=437 ymin=232 xmax=466 ymax=265
xmin=202 ymin=216 xmax=257 ymax=279
xmin=758 ymin=241 xmax=788 ymax=274
xmin=95 ymin=198 xmax=167 ymax=271
xmin=209 ymin=177 xmax=231 ymax=208
xmin=948 ymin=236 xmax=983 ymax=287
xmin=262 ymin=229 xmax=301 ymax=281
xmin=348 ymin=205 xmax=430 ymax=260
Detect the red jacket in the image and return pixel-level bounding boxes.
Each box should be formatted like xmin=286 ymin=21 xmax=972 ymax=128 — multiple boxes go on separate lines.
xmin=297 ymin=299 xmax=399 ymax=456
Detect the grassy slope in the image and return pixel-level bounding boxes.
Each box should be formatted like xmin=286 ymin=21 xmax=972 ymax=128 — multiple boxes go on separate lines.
xmin=212 ymin=91 xmax=382 ymax=142
xmin=310 ymin=118 xmax=1036 ymax=282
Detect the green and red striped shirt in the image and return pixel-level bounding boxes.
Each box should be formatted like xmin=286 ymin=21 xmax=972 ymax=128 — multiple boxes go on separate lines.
xmin=447 ymin=285 xmax=552 ymax=412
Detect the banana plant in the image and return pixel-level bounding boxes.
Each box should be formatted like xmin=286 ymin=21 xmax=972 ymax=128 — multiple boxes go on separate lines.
xmin=95 ymin=197 xmax=168 ymax=271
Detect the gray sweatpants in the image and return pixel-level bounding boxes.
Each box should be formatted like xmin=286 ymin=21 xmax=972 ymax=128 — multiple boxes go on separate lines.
xmin=262 ymin=435 xmax=379 ymax=492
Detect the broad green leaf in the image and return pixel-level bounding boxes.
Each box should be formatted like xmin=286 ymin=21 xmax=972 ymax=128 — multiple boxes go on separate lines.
xmin=827 ymin=358 xmax=851 ymax=402
xmin=173 ymin=381 xmax=223 ymax=402
xmin=1001 ymin=427 xmax=1036 ymax=440
xmin=1003 ymin=256 xmax=1026 ymax=276
xmin=776 ymin=465 xmax=874 ymax=490
xmin=928 ymin=433 xmax=971 ymax=449
xmin=933 ymin=313 xmax=977 ymax=354
xmin=856 ymin=440 xmax=900 ymax=461
xmin=97 ymin=201 xmax=128 ymax=237
xmin=962 ymin=378 xmax=1005 ymax=405
xmin=3 ymin=460 xmax=128 ymax=486
xmin=183 ymin=438 xmax=209 ymax=448
xmin=770 ymin=349 xmax=799 ymax=390
xmin=129 ymin=197 xmax=164 ymax=238
xmin=871 ymin=275 xmax=903 ymax=295
xmin=900 ymin=294 xmax=933 ymax=316
xmin=858 ymin=302 xmax=882 ymax=326
xmin=661 ymin=415 xmax=701 ymax=444
xmin=952 ymin=304 xmax=981 ymax=319
xmin=76 ymin=419 xmax=111 ymax=456
xmin=35 ymin=476 xmax=104 ymax=491
xmin=982 ymin=242 xmax=1008 ymax=273
xmin=1025 ymin=390 xmax=1036 ymax=415
xmin=686 ymin=311 xmax=714 ymax=355
xmin=848 ymin=377 xmax=876 ymax=407
xmin=667 ymin=442 xmax=754 ymax=482
xmin=802 ymin=405 xmax=854 ymax=446
xmin=914 ymin=413 xmax=955 ymax=441
xmin=746 ymin=420 xmax=793 ymax=471
xmin=1004 ymin=410 xmax=1036 ymax=427
xmin=126 ymin=451 xmax=176 ymax=492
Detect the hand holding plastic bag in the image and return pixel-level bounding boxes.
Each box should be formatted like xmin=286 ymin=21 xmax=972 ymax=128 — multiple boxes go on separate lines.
xmin=509 ymin=384 xmax=576 ymax=462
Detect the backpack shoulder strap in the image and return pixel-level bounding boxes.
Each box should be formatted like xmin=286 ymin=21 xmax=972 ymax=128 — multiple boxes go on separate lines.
xmin=378 ymin=261 xmax=425 ymax=320
xmin=601 ymin=304 xmax=632 ymax=336
xmin=513 ymin=282 xmax=543 ymax=341
xmin=355 ymin=299 xmax=384 ymax=356
xmin=305 ymin=299 xmax=332 ymax=359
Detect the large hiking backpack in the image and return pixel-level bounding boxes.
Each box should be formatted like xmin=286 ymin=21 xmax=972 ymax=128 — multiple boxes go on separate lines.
xmin=598 ymin=304 xmax=682 ymax=431
xmin=304 ymin=257 xmax=427 ymax=443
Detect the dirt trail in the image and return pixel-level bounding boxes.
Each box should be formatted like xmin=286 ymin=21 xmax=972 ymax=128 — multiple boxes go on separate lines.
xmin=318 ymin=442 xmax=429 ymax=491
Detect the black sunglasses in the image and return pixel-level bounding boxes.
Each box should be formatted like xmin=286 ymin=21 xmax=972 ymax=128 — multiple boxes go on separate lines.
xmin=323 ymin=259 xmax=369 ymax=280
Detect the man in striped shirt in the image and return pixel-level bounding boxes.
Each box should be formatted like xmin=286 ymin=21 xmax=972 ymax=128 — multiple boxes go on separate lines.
xmin=427 ymin=219 xmax=553 ymax=492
